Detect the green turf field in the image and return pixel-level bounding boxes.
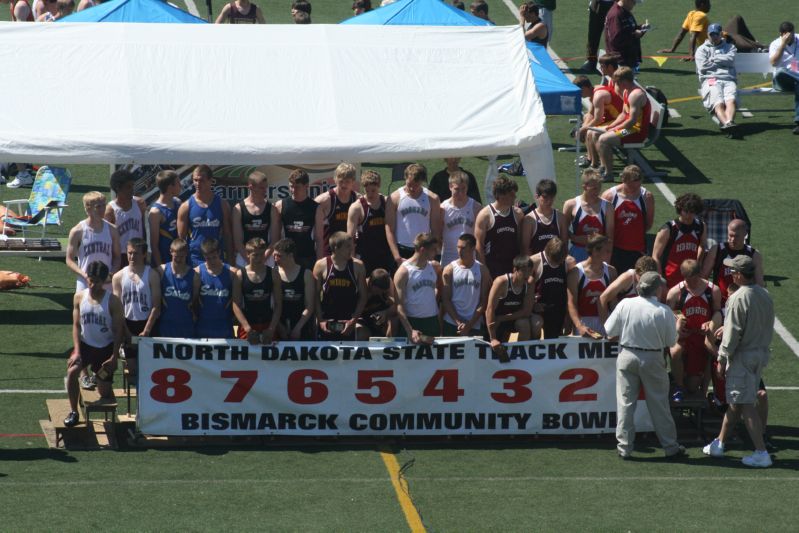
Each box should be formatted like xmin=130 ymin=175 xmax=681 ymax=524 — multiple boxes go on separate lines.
xmin=2 ymin=1 xmax=799 ymax=531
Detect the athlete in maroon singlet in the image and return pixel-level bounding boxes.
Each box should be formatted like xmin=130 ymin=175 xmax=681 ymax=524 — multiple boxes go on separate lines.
xmin=315 ymin=162 xmax=360 ymax=256
xmin=532 ymin=237 xmax=576 ymax=339
xmin=312 ymin=231 xmax=367 ymax=341
xmin=521 ymin=178 xmax=568 ymax=256
xmin=486 ymin=255 xmax=538 ymax=348
xmin=475 ymin=176 xmax=524 ymax=279
xmin=347 ymin=170 xmax=394 ymax=276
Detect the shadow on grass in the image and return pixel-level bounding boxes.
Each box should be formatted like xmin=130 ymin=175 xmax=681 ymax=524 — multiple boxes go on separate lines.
xmin=765 ymin=274 xmax=790 ymax=288
xmin=5 ymin=290 xmax=74 ymax=309
xmin=648 ymin=136 xmax=713 ymax=186
xmin=0 ymin=309 xmax=70 ymax=326
xmin=0 ymin=448 xmax=77 ymax=463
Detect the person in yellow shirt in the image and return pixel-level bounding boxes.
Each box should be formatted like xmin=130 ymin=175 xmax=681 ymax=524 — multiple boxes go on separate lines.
xmin=658 ymin=0 xmax=710 ymax=62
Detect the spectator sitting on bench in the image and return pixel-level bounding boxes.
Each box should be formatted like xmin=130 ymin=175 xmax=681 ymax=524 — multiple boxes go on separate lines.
xmin=696 ymin=23 xmax=739 ymax=131
xmin=595 ymin=67 xmax=651 ymax=183
xmin=768 ymin=21 xmax=799 ymax=134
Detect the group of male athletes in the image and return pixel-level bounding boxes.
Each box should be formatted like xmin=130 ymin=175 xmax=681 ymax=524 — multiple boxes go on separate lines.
xmin=61 ymin=162 xmax=767 ymax=429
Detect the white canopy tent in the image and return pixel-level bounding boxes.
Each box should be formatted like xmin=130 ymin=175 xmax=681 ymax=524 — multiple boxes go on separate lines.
xmin=0 ymin=22 xmax=554 ymax=189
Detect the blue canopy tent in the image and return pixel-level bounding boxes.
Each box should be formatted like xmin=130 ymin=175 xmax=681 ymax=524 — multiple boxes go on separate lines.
xmin=341 ymin=0 xmax=492 ymax=26
xmin=58 ymin=0 xmax=207 ymax=23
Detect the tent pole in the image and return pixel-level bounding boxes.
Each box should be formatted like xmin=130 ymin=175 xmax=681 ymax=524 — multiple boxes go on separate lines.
xmin=206 ymin=0 xmax=213 ymax=21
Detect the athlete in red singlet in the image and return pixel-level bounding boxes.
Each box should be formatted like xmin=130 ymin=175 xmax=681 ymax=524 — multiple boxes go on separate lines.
xmin=652 ymin=193 xmax=707 ymax=289
xmin=596 ymin=66 xmax=652 ymax=182
xmin=701 ymin=218 xmax=764 ymax=303
xmin=598 ymin=255 xmax=658 ymax=324
xmin=567 ymin=234 xmax=617 ymax=337
xmin=665 ymin=259 xmax=721 ymax=401
xmin=563 ymin=169 xmax=613 ymax=262
xmin=601 ymin=165 xmax=655 ymax=273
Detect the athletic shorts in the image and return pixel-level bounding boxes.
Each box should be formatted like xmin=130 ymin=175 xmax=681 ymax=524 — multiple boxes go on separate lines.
xmin=701 ymin=79 xmax=738 ymax=113
xmin=124 ymin=319 xmax=148 ymax=359
xmin=611 ymin=248 xmax=643 ymax=274
xmin=403 ymin=315 xmax=440 ymax=338
xmin=397 ymin=244 xmax=415 ymax=259
xmin=317 ymin=323 xmax=355 ymax=342
xmin=77 ymin=341 xmax=114 ymax=379
xmin=680 ymin=334 xmax=709 ymax=376
xmin=615 ymin=124 xmax=647 ymax=144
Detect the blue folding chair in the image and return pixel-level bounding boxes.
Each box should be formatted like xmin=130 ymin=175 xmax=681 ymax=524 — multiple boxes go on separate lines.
xmin=1 ymin=166 xmax=72 ymax=239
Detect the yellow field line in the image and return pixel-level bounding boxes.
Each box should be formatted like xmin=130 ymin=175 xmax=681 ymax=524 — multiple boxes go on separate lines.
xmin=669 ymin=82 xmax=772 ymax=104
xmin=380 ymin=451 xmax=426 ymax=533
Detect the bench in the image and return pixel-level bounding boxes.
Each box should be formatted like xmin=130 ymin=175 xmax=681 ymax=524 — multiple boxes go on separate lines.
xmin=670 ymin=392 xmax=708 ymax=443
xmin=734 ymin=53 xmax=776 ymax=95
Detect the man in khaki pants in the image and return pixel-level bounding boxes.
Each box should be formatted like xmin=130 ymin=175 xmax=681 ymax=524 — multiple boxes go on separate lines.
xmin=605 ymin=271 xmax=686 ymax=459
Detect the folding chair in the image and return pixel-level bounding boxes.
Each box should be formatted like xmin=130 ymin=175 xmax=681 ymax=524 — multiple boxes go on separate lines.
xmin=1 ymin=166 xmax=72 ymax=239
xmin=701 ymin=199 xmax=751 ymax=248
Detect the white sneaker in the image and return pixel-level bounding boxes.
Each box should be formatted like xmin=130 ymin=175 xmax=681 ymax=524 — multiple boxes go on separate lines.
xmin=7 ymin=170 xmax=34 ymax=188
xmin=742 ymin=451 xmax=772 ymax=468
xmin=702 ymin=438 xmax=725 ymax=458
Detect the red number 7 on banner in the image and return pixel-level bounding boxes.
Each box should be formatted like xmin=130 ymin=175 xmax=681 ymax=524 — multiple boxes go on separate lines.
xmin=220 ymin=370 xmax=258 ymax=402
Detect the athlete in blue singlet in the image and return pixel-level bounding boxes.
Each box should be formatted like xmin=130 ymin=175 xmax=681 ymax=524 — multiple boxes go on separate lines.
xmin=193 ymin=238 xmax=239 ymax=338
xmin=148 ymin=170 xmax=182 ymax=267
xmin=178 ymin=165 xmax=233 ymax=267
xmin=158 ymin=239 xmax=196 ymax=338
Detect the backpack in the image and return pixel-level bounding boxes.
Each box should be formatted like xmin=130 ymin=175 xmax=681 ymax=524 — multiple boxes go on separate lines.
xmin=645 ymin=86 xmax=669 ymax=127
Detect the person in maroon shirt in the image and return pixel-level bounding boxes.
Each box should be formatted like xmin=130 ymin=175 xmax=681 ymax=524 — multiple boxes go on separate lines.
xmin=475 ymin=176 xmax=524 ymax=279
xmin=604 ymin=0 xmax=650 ymax=69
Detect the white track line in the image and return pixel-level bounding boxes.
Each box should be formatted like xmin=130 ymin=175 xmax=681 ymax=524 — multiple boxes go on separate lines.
xmin=668 ymin=108 xmax=681 ymax=118
xmin=2 ymin=476 xmax=798 ymax=487
xmin=0 ymin=389 xmax=66 ymax=394
xmin=508 ymin=2 xmax=799 ymax=359
xmin=182 ymin=0 xmax=200 ymax=17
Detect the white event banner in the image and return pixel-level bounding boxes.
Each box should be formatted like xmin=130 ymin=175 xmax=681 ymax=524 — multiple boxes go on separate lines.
xmin=137 ymin=337 xmax=654 ymax=436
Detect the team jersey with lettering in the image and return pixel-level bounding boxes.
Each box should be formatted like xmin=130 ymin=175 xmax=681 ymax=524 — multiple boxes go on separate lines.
xmin=595 ymin=83 xmax=624 ymax=124
xmin=495 ymin=274 xmax=526 ymax=317
xmin=712 ymin=243 xmax=756 ymax=302
xmin=280 ymin=265 xmax=307 ymax=328
xmin=441 ymin=198 xmax=476 ymax=266
xmin=226 ymin=1 xmax=257 ymax=23
xmin=320 ymin=257 xmax=358 ymax=320
xmin=109 ymin=198 xmax=144 ymax=254
xmin=239 ymin=199 xmax=271 ymax=245
xmin=280 ymin=197 xmax=318 ymax=264
xmin=611 ymin=186 xmax=648 ymax=252
xmin=119 ymin=266 xmax=153 ymax=321
xmin=159 ymin=263 xmax=195 ymax=338
xmin=678 ymin=281 xmax=715 ymax=333
xmin=444 ymin=260 xmax=483 ymax=326
xmin=396 ymin=188 xmax=432 ymax=247
xmin=197 ymin=263 xmax=234 ymax=338
xmin=188 ymin=195 xmax=225 ymax=267
xmin=76 ymin=220 xmax=115 ymax=290
xmin=403 ymin=261 xmax=438 ymax=318
xmin=153 ymin=198 xmax=180 ymax=265
xmin=484 ymin=204 xmax=519 ymax=278
xmin=79 ymin=289 xmax=114 ymax=348
xmin=576 ymin=262 xmax=611 ymax=318
xmin=324 ymin=188 xmax=357 ymax=252
xmin=662 ymin=218 xmax=705 ymax=288
xmin=570 ymin=196 xmax=608 ymax=249
xmin=529 ymin=209 xmax=560 ymax=255
xmin=536 ymin=252 xmax=568 ymax=338
xmin=241 ymin=267 xmax=273 ymax=324
xmin=355 ymin=196 xmax=393 ymax=274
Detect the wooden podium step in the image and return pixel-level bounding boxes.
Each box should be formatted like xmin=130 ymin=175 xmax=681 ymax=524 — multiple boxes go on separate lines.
xmin=80 ymin=388 xmax=118 ymax=421
xmin=43 ymin=399 xmax=117 ymax=450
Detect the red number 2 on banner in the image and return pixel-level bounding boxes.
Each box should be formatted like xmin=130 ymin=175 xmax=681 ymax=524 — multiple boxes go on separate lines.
xmin=355 ymin=370 xmax=397 ymax=404
xmin=559 ymin=368 xmax=599 ymax=402
xmin=150 ymin=368 xmax=193 ymax=403
xmin=220 ymin=370 xmax=258 ymax=402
